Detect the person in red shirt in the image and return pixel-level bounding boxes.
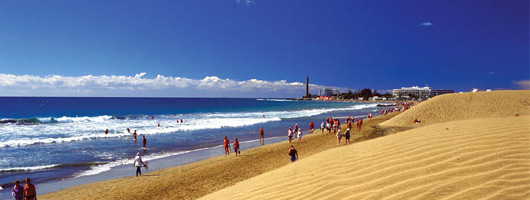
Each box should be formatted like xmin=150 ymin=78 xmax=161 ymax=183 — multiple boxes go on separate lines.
xmin=259 ymin=127 xmax=265 ymax=145
xmin=223 ymin=136 xmax=230 ymax=156
xmin=309 ymin=121 xmax=314 ymax=134
xmin=233 ymin=138 xmax=240 ymax=156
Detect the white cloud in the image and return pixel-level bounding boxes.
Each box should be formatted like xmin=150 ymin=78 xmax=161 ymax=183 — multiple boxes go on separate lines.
xmin=417 ymin=22 xmax=433 ymax=27
xmin=513 ymin=80 xmax=530 ymax=90
xmin=0 ymin=73 xmax=347 ymax=98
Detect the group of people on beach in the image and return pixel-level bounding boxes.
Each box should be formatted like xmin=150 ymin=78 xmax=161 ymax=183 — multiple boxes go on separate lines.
xmin=223 ymin=136 xmax=240 ymax=156
xmin=287 ymin=123 xmax=307 ymax=144
xmin=11 ymin=178 xmax=36 ymax=200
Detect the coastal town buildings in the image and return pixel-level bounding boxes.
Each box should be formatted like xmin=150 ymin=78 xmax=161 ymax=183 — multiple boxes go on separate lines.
xmin=393 ymin=86 xmax=454 ymax=98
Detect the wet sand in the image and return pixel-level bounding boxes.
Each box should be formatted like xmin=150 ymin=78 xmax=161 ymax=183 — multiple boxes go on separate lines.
xmin=40 ymin=110 xmax=398 ymax=200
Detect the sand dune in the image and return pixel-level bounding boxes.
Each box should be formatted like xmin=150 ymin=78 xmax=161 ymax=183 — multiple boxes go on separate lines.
xmin=381 ymin=90 xmax=530 ymax=127
xmin=201 ymin=116 xmax=530 ymax=200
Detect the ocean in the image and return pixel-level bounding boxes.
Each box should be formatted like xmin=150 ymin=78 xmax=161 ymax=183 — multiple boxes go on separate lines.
xmin=0 ymin=97 xmax=379 ymax=197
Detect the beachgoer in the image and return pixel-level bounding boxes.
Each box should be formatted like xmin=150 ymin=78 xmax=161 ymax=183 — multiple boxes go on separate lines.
xmin=368 ymin=113 xmax=372 ymax=119
xmin=133 ymin=130 xmax=137 ymax=140
xmin=157 ymin=123 xmax=160 ymax=127
xmin=297 ymin=129 xmax=303 ymax=143
xmin=12 ymin=180 xmax=23 ymax=200
xmin=359 ymin=118 xmax=363 ymax=131
xmin=294 ymin=123 xmax=298 ymax=132
xmin=126 ymin=128 xmax=130 ymax=133
xmin=287 ymin=127 xmax=293 ymax=143
xmin=142 ymin=135 xmax=147 ymax=149
xmin=133 ymin=152 xmax=146 ymax=177
xmin=223 ymin=136 xmax=230 ymax=156
xmin=336 ymin=129 xmax=342 ymax=145
xmin=105 ymin=129 xmax=108 ymax=135
xmin=180 ymin=119 xmax=183 ymax=123
xmin=320 ymin=121 xmax=325 ymax=133
xmin=344 ymin=128 xmax=351 ymax=145
xmin=413 ymin=117 xmax=421 ymax=123
xmin=288 ymin=145 xmax=298 ymax=162
xmin=233 ymin=138 xmax=240 ymax=156
xmin=309 ymin=121 xmax=314 ymax=134
xmin=515 ymin=112 xmax=519 ymax=117
xmin=259 ymin=127 xmax=265 ymax=145
xmin=151 ymin=116 xmax=154 ymax=120
xmin=325 ymin=122 xmax=331 ymax=134
xmin=23 ymin=178 xmax=36 ymax=200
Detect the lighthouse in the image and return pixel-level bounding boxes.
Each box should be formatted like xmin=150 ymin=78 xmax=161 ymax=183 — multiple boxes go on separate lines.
xmin=305 ymin=76 xmax=309 ymax=98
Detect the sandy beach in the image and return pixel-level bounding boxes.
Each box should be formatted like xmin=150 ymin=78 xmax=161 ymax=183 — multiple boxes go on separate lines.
xmin=40 ymin=106 xmax=398 ymax=200
xmin=40 ymin=90 xmax=530 ymax=199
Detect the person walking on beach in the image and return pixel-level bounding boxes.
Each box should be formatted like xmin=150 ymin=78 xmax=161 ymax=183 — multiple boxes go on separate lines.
xmin=297 ymin=129 xmax=303 ymax=143
xmin=287 ymin=127 xmax=294 ymax=143
xmin=336 ymin=129 xmax=342 ymax=145
xmin=12 ymin=180 xmax=23 ymax=200
xmin=233 ymin=137 xmax=240 ymax=156
xmin=325 ymin=122 xmax=331 ymax=134
xmin=259 ymin=127 xmax=265 ymax=145
xmin=320 ymin=121 xmax=325 ymax=133
xmin=223 ymin=136 xmax=230 ymax=156
xmin=344 ymin=128 xmax=351 ymax=145
xmin=288 ymin=145 xmax=298 ymax=162
xmin=133 ymin=152 xmax=146 ymax=177
xmin=142 ymin=135 xmax=147 ymax=149
xmin=23 ymin=178 xmax=36 ymax=200
xmin=309 ymin=121 xmax=314 ymax=134
xmin=294 ymin=123 xmax=298 ymax=132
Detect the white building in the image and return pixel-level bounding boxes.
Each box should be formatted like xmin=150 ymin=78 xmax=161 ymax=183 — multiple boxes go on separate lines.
xmin=392 ymin=86 xmax=432 ymax=97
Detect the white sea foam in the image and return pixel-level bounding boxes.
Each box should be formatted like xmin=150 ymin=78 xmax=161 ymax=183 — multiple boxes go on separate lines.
xmin=0 ymin=103 xmax=378 ymax=148
xmin=74 ymin=136 xmax=287 ymax=178
xmin=0 ymin=164 xmax=59 ymax=172
xmin=263 ymin=99 xmax=295 ymax=102
xmin=73 ymin=147 xmax=211 ymax=178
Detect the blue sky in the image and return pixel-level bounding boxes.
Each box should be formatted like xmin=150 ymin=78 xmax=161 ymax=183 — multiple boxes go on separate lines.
xmin=0 ymin=0 xmax=528 ymax=97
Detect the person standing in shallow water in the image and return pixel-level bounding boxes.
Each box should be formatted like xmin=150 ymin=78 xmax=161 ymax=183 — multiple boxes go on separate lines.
xmin=259 ymin=127 xmax=265 ymax=145
xmin=12 ymin=180 xmax=23 ymax=200
xmin=142 ymin=135 xmax=147 ymax=149
xmin=23 ymin=178 xmax=37 ymax=200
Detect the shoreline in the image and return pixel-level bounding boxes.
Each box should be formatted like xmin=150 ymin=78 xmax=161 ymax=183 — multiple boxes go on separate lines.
xmin=39 ymin=112 xmax=401 ymax=199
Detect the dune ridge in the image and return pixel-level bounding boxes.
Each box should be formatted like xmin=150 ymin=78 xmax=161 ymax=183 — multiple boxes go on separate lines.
xmin=202 ymin=116 xmax=530 ymax=200
xmin=202 ymin=91 xmax=530 ymax=200
xmin=381 ymin=90 xmax=530 ymax=127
